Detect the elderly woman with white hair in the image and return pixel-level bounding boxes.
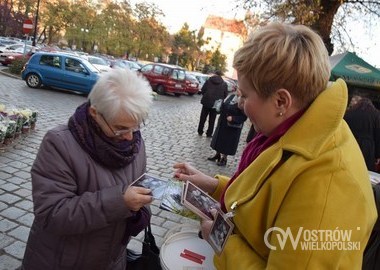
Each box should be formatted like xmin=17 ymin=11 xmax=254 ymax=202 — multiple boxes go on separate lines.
xmin=22 ymin=69 xmax=154 ymax=270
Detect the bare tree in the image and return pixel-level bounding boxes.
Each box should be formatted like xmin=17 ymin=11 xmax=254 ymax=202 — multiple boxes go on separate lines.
xmin=241 ymin=0 xmax=380 ymax=55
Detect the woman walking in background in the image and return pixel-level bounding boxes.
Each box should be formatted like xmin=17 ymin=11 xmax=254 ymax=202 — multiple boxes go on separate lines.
xmin=207 ymin=93 xmax=247 ymax=166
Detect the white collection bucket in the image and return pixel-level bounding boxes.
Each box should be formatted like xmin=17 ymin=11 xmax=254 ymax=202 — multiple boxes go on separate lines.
xmin=160 ymin=225 xmax=216 ymax=270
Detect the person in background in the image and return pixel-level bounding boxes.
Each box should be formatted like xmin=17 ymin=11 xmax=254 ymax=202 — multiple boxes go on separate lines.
xmin=22 ymin=69 xmax=154 ymax=270
xmin=197 ymin=70 xmax=228 ymax=137
xmin=344 ymin=95 xmax=380 ymax=172
xmin=207 ymin=93 xmax=247 ymax=166
xmin=245 ymin=124 xmax=256 ymax=143
xmin=174 ymin=23 xmax=377 ymax=269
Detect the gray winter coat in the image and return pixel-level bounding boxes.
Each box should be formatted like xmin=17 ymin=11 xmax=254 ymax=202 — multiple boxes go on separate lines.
xmin=22 ymin=125 xmax=150 ymax=270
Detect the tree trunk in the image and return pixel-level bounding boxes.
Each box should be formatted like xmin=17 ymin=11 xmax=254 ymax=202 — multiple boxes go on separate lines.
xmin=310 ymin=0 xmax=343 ymax=55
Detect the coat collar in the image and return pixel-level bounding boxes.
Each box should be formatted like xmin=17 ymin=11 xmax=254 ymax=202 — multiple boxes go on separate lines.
xmin=280 ymin=79 xmax=348 ymax=159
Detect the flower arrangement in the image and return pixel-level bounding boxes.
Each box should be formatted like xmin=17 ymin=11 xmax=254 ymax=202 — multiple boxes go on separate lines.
xmin=19 ymin=109 xmax=33 ymax=133
xmin=151 ymin=91 xmax=158 ymax=100
xmin=0 ymin=119 xmax=7 ymax=145
xmin=0 ymin=103 xmax=38 ymax=146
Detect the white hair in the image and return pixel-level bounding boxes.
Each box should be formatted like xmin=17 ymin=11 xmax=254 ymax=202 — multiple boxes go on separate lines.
xmin=88 ymin=68 xmax=153 ymax=123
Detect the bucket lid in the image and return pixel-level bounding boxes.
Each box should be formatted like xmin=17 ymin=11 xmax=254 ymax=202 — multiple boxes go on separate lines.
xmin=160 ymin=231 xmax=216 ymax=270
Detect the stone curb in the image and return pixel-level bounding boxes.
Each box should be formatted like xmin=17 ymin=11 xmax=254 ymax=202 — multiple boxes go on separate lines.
xmin=0 ymin=69 xmax=22 ymax=80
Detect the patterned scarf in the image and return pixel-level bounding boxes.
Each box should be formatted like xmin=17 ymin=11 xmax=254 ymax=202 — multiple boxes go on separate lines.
xmin=68 ymin=101 xmax=141 ymax=169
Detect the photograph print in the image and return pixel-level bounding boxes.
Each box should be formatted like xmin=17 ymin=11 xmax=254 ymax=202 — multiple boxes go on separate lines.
xmin=130 ymin=173 xmax=167 ymax=199
xmin=208 ymin=210 xmax=234 ymax=255
xmin=159 ymin=180 xmax=198 ymax=219
xmin=183 ymin=181 xmax=219 ymax=220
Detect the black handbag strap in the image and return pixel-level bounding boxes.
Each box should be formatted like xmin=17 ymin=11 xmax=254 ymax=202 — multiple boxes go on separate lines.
xmin=143 ymin=224 xmax=159 ymax=255
xmin=127 ymin=223 xmax=162 ymax=270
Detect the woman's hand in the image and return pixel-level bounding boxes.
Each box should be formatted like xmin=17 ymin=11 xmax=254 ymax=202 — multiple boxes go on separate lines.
xmin=226 ymin=116 xmax=232 ymax=122
xmin=123 ymin=186 xmax=153 ymax=211
xmin=173 ymin=162 xmax=218 ymax=194
xmin=200 ymin=208 xmax=218 ymax=240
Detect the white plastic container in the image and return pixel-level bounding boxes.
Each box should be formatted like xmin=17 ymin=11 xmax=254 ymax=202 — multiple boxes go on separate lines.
xmin=160 ymin=225 xmax=216 ymax=270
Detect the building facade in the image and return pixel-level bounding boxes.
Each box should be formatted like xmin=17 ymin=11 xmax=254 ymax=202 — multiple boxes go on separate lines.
xmin=201 ymin=15 xmax=247 ymax=79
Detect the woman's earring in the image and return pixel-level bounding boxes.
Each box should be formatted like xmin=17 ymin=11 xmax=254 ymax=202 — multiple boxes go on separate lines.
xmin=279 ymin=112 xmax=283 ymax=116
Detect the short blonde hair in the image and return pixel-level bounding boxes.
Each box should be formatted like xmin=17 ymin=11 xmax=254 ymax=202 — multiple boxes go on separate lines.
xmin=233 ymin=23 xmax=330 ymax=106
xmin=88 ymin=68 xmax=153 ymax=123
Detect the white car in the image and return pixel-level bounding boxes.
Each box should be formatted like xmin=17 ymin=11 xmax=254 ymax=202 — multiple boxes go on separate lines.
xmin=84 ymin=55 xmax=112 ymax=73
xmin=0 ymin=43 xmax=25 ymax=53
xmin=187 ymin=71 xmax=210 ymax=93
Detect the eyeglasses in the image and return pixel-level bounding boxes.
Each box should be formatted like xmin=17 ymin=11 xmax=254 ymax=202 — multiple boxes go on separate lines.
xmin=100 ymin=114 xmax=141 ymax=137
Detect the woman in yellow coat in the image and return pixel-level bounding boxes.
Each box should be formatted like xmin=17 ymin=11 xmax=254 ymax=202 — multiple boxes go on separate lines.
xmin=174 ymin=23 xmax=377 ymax=269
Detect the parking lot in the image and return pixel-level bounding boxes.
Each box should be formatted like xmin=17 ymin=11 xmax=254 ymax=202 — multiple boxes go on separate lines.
xmin=0 ymin=72 xmax=250 ymax=269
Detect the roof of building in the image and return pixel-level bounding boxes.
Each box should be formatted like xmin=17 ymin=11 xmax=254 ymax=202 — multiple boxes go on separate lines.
xmin=203 ymin=15 xmax=247 ymax=37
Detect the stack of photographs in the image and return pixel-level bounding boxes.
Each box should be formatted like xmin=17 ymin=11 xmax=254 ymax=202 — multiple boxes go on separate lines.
xmin=130 ymin=174 xmax=198 ymax=219
xmin=160 ymin=180 xmax=199 ymax=220
xmin=130 ymin=174 xmax=234 ymax=255
xmin=182 ymin=181 xmax=234 ymax=255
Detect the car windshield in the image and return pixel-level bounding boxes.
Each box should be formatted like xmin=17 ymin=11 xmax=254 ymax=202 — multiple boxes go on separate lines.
xmin=88 ymin=56 xmax=108 ymax=66
xmin=81 ymin=58 xmax=100 ymax=73
xmin=186 ymin=75 xmax=198 ymax=83
xmin=114 ymin=61 xmax=127 ymax=68
xmin=125 ymin=61 xmax=140 ymax=69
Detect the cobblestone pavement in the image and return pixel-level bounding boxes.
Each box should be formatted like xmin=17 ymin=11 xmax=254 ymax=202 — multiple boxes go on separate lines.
xmin=0 ymin=73 xmax=250 ymax=269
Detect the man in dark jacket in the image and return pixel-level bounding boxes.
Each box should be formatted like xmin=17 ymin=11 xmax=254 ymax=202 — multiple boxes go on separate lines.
xmin=197 ymin=70 xmax=228 ymax=137
xmin=344 ymin=96 xmax=380 ymax=171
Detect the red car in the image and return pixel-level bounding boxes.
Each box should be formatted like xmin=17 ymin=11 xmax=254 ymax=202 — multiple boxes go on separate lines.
xmin=184 ymin=74 xmax=199 ymax=96
xmin=0 ymin=50 xmax=33 ymax=66
xmin=139 ymin=63 xmax=187 ymax=96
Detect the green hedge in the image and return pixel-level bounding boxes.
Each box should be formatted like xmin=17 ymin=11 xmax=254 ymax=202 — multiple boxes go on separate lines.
xmin=9 ymin=57 xmax=29 ymax=75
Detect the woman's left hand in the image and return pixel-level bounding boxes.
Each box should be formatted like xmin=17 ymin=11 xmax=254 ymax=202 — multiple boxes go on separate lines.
xmin=200 ymin=208 xmax=218 ymax=240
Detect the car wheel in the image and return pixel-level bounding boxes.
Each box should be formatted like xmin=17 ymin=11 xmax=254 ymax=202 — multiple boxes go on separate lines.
xmin=188 ymin=93 xmax=195 ymax=96
xmin=156 ymin=85 xmax=165 ymax=95
xmin=26 ymin=73 xmax=42 ymax=88
xmin=174 ymin=93 xmax=181 ymax=97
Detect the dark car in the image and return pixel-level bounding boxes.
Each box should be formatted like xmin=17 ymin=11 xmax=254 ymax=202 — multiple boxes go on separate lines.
xmin=21 ymin=52 xmax=99 ymax=94
xmin=139 ymin=63 xmax=186 ymax=96
xmin=184 ymin=74 xmax=199 ymax=96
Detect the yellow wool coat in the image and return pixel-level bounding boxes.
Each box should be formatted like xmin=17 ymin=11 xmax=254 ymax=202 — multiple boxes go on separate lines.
xmin=211 ymin=79 xmax=377 ymax=269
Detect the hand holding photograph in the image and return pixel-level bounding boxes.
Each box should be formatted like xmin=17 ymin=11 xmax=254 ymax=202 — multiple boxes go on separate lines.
xmin=182 ymin=181 xmax=234 ymax=255
xmin=182 ymin=181 xmax=219 ymax=220
xmin=208 ymin=209 xmax=234 ymax=255
xmin=130 ymin=173 xmax=167 ymax=200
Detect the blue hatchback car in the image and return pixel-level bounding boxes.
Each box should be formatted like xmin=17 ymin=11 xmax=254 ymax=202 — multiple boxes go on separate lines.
xmin=21 ymin=52 xmax=99 ymax=94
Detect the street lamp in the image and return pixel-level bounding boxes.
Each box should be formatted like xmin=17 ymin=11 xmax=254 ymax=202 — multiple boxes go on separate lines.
xmin=81 ymin=28 xmax=89 ymax=51
xmin=32 ymin=0 xmax=40 ymax=46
